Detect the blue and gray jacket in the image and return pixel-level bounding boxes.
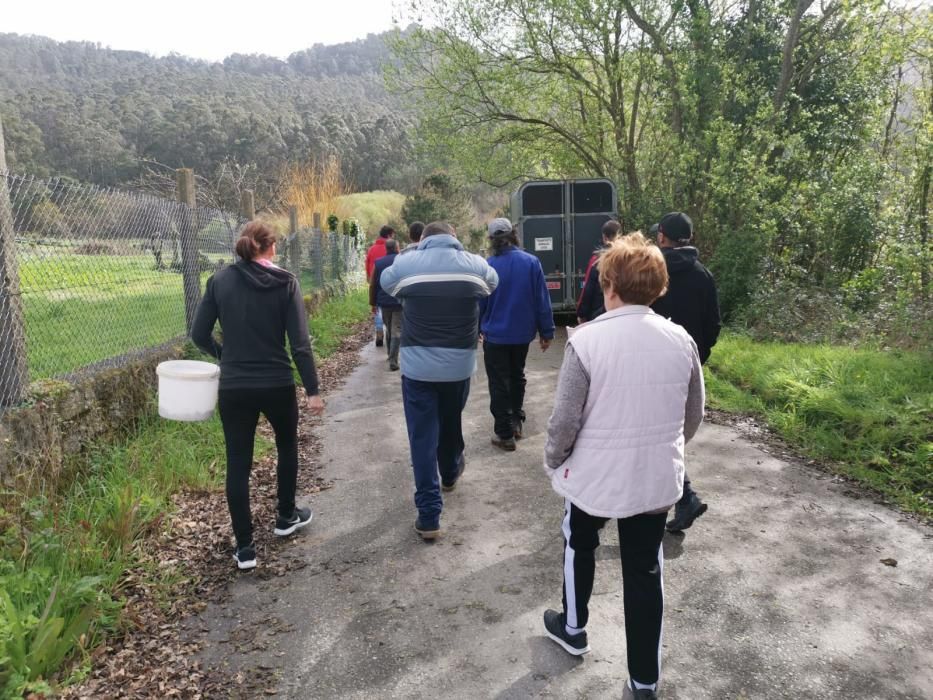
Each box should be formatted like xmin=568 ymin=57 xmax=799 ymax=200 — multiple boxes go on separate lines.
xmin=380 ymin=234 xmax=499 ymax=382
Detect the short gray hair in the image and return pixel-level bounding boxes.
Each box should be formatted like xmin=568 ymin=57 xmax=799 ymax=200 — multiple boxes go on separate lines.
xmin=385 ymin=238 xmax=399 ymax=253
xmin=423 ymin=221 xmax=455 ymax=238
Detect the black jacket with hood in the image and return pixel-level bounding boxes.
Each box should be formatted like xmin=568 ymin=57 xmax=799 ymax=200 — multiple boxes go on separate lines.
xmin=191 ymin=261 xmax=319 ymax=394
xmin=650 ymin=246 xmax=721 ymax=364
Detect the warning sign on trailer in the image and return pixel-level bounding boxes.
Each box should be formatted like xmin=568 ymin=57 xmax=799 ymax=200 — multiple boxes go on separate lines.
xmin=546 ymin=281 xmax=561 ymax=290
xmin=535 ymin=237 xmax=554 ymax=251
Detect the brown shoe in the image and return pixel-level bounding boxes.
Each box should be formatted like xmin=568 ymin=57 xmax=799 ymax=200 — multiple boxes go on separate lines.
xmin=414 ymin=518 xmax=441 ymax=540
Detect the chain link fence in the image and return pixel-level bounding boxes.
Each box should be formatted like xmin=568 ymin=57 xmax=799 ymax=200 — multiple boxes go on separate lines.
xmin=0 ymin=171 xmax=362 ymax=408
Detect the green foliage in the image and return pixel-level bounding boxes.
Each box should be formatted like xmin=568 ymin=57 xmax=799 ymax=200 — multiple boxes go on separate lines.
xmin=401 ymin=173 xmax=472 ymax=232
xmin=393 ymin=1 xmax=932 ymax=337
xmin=326 ymin=214 xmax=339 ymax=233
xmin=707 ymin=333 xmax=933 ymax=517
xmin=0 ymin=412 xmax=267 ymax=696
xmin=308 ymin=287 xmax=372 ymax=359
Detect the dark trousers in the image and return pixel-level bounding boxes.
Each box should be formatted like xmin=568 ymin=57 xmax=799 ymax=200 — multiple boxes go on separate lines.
xmin=218 ymin=385 xmax=299 ymax=548
xmin=401 ymin=376 xmax=470 ymax=526
xmin=678 ymin=471 xmax=696 ymax=506
xmin=561 ymin=500 xmax=668 ymax=685
xmin=381 ymin=306 xmax=402 ymax=365
xmin=483 ymin=341 xmax=530 ymax=438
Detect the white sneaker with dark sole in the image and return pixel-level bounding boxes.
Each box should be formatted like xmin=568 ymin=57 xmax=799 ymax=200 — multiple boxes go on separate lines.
xmin=274 ymin=506 xmax=313 ymax=536
xmin=233 ymin=544 xmax=257 ymax=570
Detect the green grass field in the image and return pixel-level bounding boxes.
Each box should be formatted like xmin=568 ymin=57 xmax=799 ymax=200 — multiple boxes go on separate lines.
xmin=706 ymin=333 xmax=932 ymax=518
xmin=19 ymin=253 xmax=191 ymax=379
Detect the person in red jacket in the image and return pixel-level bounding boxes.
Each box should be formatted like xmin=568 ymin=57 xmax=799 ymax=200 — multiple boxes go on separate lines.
xmin=365 ymin=225 xmax=395 ymax=346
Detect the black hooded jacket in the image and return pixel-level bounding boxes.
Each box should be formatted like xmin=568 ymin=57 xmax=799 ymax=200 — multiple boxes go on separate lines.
xmin=650 ymin=246 xmax=721 ymax=364
xmin=191 ymin=261 xmax=319 ymax=394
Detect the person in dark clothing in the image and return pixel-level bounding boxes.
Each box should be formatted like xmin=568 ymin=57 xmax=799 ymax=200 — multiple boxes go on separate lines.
xmin=480 ymin=218 xmax=555 ymax=451
xmin=192 ymin=221 xmax=325 ymax=570
xmin=576 ymin=219 xmax=622 ymax=323
xmin=650 ymin=211 xmax=722 ymax=533
xmin=370 ymin=238 xmax=403 ymax=370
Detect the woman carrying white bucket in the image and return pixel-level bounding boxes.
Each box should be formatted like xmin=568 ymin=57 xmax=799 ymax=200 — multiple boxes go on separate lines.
xmin=192 ymin=221 xmax=325 ymax=570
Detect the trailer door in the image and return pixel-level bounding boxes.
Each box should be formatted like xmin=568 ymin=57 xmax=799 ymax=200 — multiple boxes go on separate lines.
xmin=570 ymin=180 xmax=616 ymax=297
xmin=518 ymin=182 xmax=568 ymax=307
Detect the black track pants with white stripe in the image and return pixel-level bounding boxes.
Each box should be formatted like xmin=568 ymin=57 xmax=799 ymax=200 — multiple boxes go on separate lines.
xmin=560 ymin=499 xmax=668 ymax=685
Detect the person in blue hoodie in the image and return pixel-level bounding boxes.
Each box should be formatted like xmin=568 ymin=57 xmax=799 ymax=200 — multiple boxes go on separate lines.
xmin=480 ymin=218 xmax=555 ymax=451
xmin=380 ymin=221 xmax=499 ymax=539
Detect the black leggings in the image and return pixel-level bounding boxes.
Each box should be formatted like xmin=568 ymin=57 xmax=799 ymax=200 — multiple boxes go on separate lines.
xmin=218 ymin=385 xmax=299 ymax=548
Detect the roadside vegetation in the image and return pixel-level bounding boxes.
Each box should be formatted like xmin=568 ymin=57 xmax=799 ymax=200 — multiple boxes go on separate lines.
xmin=0 ymin=289 xmax=367 ymax=698
xmin=706 ymin=334 xmax=932 ymax=519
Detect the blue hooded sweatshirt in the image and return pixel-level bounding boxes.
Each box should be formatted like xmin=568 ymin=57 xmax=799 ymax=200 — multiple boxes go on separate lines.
xmin=480 ymin=246 xmax=555 ymax=345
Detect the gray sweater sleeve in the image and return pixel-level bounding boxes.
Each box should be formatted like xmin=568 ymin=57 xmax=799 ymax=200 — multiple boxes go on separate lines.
xmin=545 ymin=344 xmax=590 ymax=469
xmin=684 ymin=342 xmax=706 ymax=443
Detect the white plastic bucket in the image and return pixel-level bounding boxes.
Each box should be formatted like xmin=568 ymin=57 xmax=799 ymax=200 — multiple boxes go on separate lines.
xmin=156 ymin=360 xmax=221 ymax=422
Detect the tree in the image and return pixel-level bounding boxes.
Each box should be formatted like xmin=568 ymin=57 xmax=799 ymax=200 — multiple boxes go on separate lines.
xmin=401 ymin=173 xmax=472 ymax=232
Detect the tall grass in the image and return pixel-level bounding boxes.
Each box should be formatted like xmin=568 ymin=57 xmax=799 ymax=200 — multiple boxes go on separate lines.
xmin=706 ymin=333 xmax=932 ymax=517
xmin=0 ymin=290 xmax=368 ymax=697
xmin=282 ymin=156 xmax=347 ymax=229
xmin=336 ymin=191 xmax=405 ymax=237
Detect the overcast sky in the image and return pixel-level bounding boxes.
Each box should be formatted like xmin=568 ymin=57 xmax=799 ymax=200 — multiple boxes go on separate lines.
xmin=3 ymin=0 xmax=400 ymax=61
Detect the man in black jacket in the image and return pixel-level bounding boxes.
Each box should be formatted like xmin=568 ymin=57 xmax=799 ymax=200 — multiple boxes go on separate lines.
xmin=576 ymin=219 xmax=622 ymax=324
xmin=650 ymin=211 xmax=722 ymax=532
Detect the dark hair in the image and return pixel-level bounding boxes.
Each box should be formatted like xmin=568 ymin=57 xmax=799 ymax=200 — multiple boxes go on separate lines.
xmin=379 ymin=225 xmax=396 ymax=239
xmin=422 ymin=221 xmax=454 ymax=238
xmin=236 ymin=221 xmax=277 ymax=261
xmin=408 ymin=221 xmax=425 ymax=243
xmin=601 ymin=219 xmax=622 ymax=240
xmin=491 ymin=228 xmax=519 ymax=255
xmin=385 ymin=238 xmax=399 ymax=254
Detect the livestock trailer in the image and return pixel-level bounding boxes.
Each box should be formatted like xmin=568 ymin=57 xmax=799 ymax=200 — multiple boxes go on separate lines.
xmin=510 ymin=178 xmax=618 ymax=314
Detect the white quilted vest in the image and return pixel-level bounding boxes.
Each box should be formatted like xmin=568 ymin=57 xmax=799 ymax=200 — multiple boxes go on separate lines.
xmin=550 ymin=305 xmax=696 ymax=518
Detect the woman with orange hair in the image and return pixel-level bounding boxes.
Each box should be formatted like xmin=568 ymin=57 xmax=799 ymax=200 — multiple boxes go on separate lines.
xmin=541 ymin=232 xmax=705 ymax=700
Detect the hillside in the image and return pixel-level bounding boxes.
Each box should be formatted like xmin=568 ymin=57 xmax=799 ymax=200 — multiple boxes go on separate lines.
xmin=0 ymin=30 xmax=415 ymax=191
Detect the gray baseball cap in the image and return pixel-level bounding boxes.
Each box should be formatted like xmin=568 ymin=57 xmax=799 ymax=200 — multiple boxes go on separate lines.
xmin=487 ymin=217 xmax=513 ymax=237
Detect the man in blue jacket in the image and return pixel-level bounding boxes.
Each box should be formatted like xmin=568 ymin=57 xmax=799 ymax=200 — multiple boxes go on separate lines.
xmin=380 ymin=221 xmax=499 ymax=540
xmin=480 ymin=218 xmax=555 ymax=451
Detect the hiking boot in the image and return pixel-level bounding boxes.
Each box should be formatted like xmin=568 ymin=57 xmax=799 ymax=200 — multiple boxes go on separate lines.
xmin=543 ymin=609 xmax=590 ymax=656
xmin=666 ymin=493 xmax=708 ymax=532
xmin=414 ymin=518 xmax=441 ymax=540
xmin=491 ymin=435 xmax=517 ymax=451
xmin=622 ymin=681 xmax=658 ymax=700
xmin=389 ymin=360 xmax=400 ymax=371
xmin=233 ymin=542 xmax=257 ymax=571
xmin=441 ymin=455 xmax=466 ymax=492
xmin=375 ymin=329 xmax=384 ymax=347
xmin=274 ymin=506 xmax=313 ymax=536
xmin=512 ymin=417 xmax=524 ymax=440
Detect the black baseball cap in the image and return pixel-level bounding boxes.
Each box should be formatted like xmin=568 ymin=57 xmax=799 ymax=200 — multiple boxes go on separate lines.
xmin=658 ymin=212 xmax=693 ymax=244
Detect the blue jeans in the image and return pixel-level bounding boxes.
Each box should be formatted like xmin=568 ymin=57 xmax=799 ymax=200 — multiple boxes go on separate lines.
xmin=401 ymin=376 xmax=470 ymax=526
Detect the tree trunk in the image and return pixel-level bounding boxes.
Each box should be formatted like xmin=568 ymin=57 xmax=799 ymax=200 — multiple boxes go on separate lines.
xmin=773 ymin=0 xmax=815 ymax=115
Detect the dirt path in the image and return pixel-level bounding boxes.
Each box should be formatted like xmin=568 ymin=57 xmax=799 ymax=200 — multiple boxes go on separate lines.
xmin=195 ymin=329 xmax=933 ymax=699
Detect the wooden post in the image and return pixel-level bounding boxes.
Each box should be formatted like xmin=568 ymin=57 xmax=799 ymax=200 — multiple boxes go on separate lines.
xmin=240 ymin=190 xmax=255 ymax=221
xmin=312 ymin=212 xmax=322 ymax=231
xmin=0 ymin=115 xmax=28 ymax=406
xmin=175 ymin=168 xmax=201 ymax=333
xmin=288 ymin=205 xmax=302 ymax=277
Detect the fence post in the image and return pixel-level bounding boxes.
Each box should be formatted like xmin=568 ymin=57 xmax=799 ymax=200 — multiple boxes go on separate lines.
xmin=288 ymin=206 xmax=301 ymax=278
xmin=240 ymin=190 xmax=255 ymax=221
xmin=175 ymin=168 xmax=201 ymax=333
xmin=0 ymin=115 xmax=27 ymax=406
xmin=312 ymin=212 xmax=321 ymax=231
